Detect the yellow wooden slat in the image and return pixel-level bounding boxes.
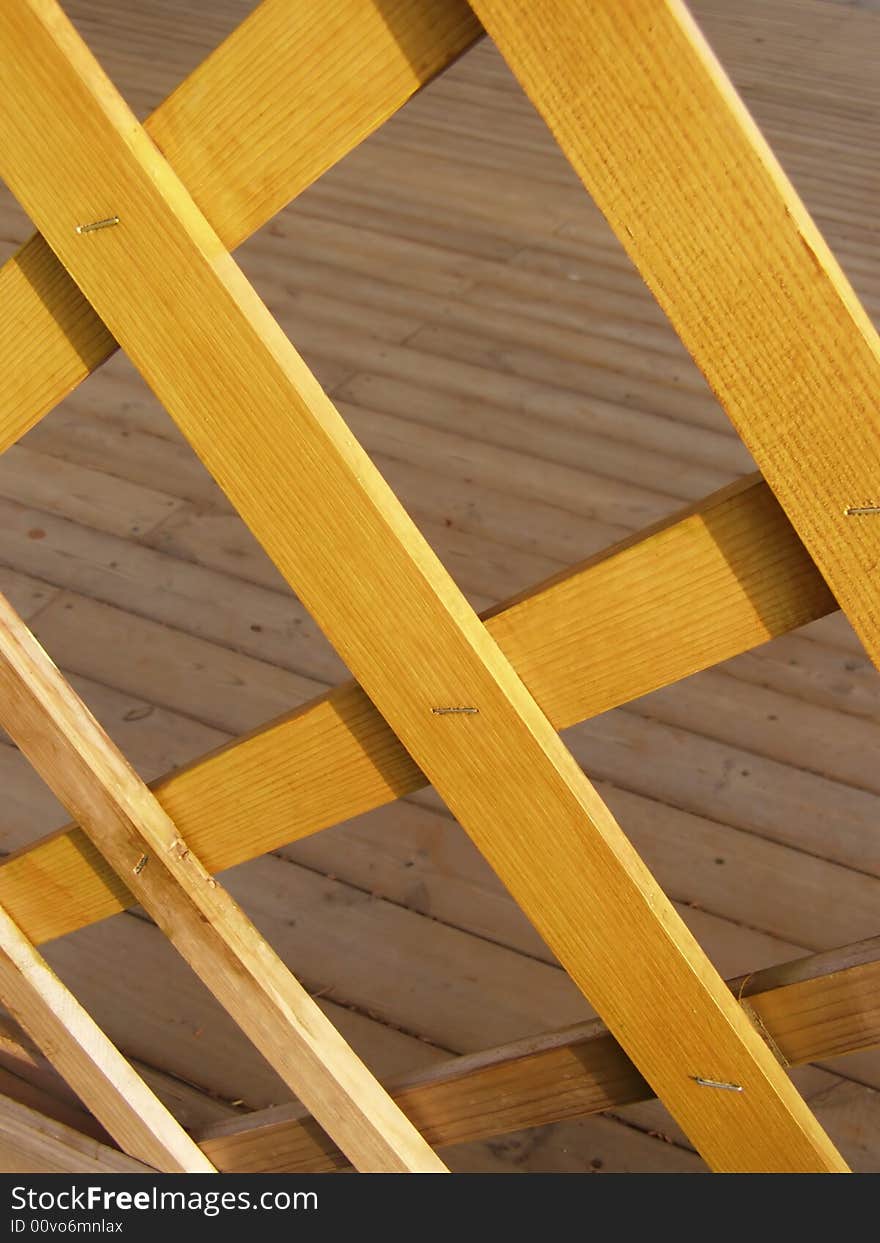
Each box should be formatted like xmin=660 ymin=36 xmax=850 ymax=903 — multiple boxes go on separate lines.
xmin=469 ymin=0 xmax=880 ymax=663
xmin=0 ymin=474 xmax=835 ymax=947
xmin=0 ymin=1 xmax=844 ymax=1172
xmin=0 ymin=0 xmax=480 ymax=452
xmin=0 ymin=592 xmax=445 ymax=1173
xmin=0 ymin=900 xmax=214 ymax=1172
xmin=153 ymin=0 xmax=480 ymax=249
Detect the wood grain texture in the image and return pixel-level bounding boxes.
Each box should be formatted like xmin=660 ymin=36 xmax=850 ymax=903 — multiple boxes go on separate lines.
xmin=198 ymin=937 xmax=880 ymax=1172
xmin=468 ymin=0 xmax=880 ymax=663
xmin=0 ymin=901 xmax=214 ymax=1171
xmin=0 ymin=473 xmax=835 ymax=946
xmin=0 ymin=0 xmax=480 ymax=452
xmin=0 ymin=593 xmax=444 ymax=1174
xmin=0 ymin=1093 xmax=150 ymax=1173
xmin=152 ymin=0 xmax=480 ymax=248
xmin=0 ymin=1 xmax=845 ymax=1172
xmin=742 ymin=938 xmax=880 ymax=1068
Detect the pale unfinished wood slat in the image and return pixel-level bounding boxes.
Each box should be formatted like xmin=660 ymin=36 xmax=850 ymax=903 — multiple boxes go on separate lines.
xmin=0 ymin=900 xmax=214 ymax=1172
xmin=0 ymin=1093 xmax=151 ymax=1174
xmin=0 ymin=473 xmax=835 ymax=947
xmin=197 ymin=936 xmax=880 ymax=1172
xmin=153 ymin=0 xmax=480 ymax=250
xmin=0 ymin=592 xmax=444 ymax=1174
xmin=469 ymin=0 xmax=880 ymax=664
xmin=0 ymin=0 xmax=480 ymax=453
xmin=0 ymin=1 xmax=845 ymax=1173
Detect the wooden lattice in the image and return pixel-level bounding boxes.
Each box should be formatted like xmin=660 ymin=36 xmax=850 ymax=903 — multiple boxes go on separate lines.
xmin=0 ymin=0 xmax=876 ymax=1173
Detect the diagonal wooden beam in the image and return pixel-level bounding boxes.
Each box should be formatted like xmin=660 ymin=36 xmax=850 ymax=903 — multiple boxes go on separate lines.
xmin=0 ymin=1 xmax=844 ymax=1172
xmin=0 ymin=592 xmax=445 ymax=1173
xmin=0 ymin=0 xmax=480 ymax=453
xmin=197 ymin=936 xmax=880 ymax=1172
xmin=468 ymin=0 xmax=880 ymax=665
xmin=0 ymin=898 xmax=214 ymax=1171
xmin=0 ymin=473 xmax=835 ymax=947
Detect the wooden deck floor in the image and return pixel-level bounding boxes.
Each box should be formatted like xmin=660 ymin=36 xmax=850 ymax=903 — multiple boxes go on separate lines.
xmin=1 ymin=0 xmax=879 ymax=1172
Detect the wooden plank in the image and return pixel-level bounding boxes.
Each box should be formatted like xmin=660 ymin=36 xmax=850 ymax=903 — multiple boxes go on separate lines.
xmin=741 ymin=938 xmax=880 ymax=1067
xmin=0 ymin=1093 xmax=150 ymax=1174
xmin=149 ymin=0 xmax=479 ymax=254
xmin=0 ymin=473 xmax=835 ymax=946
xmin=198 ymin=937 xmax=880 ymax=1172
xmin=468 ymin=0 xmax=880 ymax=664
xmin=0 ymin=593 xmax=444 ymax=1174
xmin=0 ymin=900 xmax=215 ymax=1171
xmin=0 ymin=2 xmax=845 ymax=1173
xmin=0 ymin=0 xmax=480 ymax=452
